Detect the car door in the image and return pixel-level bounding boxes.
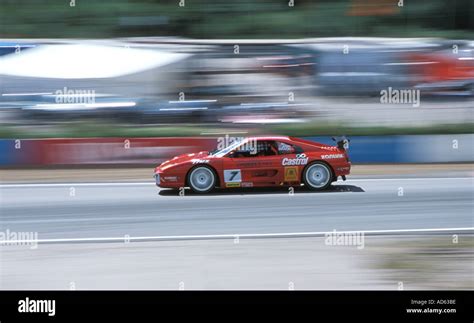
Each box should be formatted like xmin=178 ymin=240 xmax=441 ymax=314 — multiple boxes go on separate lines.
xmin=221 ymin=140 xmax=284 ymax=188
xmin=275 ymin=141 xmax=306 ymax=184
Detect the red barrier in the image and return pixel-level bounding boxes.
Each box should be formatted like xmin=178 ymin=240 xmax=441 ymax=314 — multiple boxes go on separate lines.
xmin=18 ymin=138 xmax=218 ymax=165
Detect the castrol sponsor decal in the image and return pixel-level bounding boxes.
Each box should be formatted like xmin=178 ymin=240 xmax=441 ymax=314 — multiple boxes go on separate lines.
xmin=282 ymin=153 xmax=308 ymax=166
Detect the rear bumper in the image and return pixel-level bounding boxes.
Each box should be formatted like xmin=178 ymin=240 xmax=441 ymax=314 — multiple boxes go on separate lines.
xmin=334 ymin=162 xmax=351 ymax=177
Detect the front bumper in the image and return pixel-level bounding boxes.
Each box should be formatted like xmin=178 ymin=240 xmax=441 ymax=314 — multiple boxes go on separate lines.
xmin=154 ymin=172 xmax=183 ymax=188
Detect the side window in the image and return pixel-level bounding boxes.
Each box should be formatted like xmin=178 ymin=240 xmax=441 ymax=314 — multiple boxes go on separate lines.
xmin=277 ymin=142 xmax=294 ymax=154
xmin=230 ymin=141 xmax=299 ymax=157
xmin=231 ymin=147 xmax=253 ymax=158
xmin=277 ymin=142 xmax=303 ymax=155
xmin=276 ymin=141 xmax=301 ymax=155
xmin=255 ymin=140 xmax=278 ymax=157
xmin=230 ymin=141 xmax=259 ymax=158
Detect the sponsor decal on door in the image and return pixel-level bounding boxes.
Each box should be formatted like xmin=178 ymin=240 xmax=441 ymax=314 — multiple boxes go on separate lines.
xmin=284 ymin=166 xmax=299 ymax=181
xmin=224 ymin=169 xmax=242 ymax=183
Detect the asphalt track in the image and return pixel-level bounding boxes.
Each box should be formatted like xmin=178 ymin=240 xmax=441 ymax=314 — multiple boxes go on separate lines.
xmin=1 ymin=177 xmax=473 ymax=241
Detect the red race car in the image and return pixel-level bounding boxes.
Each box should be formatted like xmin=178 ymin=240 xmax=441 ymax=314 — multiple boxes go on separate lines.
xmin=154 ymin=136 xmax=351 ymax=193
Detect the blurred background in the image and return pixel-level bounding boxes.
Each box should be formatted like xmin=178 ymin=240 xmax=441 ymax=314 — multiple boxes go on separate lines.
xmin=0 ymin=0 xmax=473 ymax=164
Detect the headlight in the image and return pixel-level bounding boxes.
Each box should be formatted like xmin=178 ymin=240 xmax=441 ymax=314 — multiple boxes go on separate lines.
xmin=154 ymin=173 xmax=160 ymax=184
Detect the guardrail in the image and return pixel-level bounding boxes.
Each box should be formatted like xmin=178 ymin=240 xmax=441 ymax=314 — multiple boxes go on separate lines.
xmin=0 ymin=135 xmax=472 ymax=166
xmin=305 ymin=134 xmax=474 ymax=163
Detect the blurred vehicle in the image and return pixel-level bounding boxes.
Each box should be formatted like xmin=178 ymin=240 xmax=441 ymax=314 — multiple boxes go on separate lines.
xmin=409 ymin=42 xmax=474 ymax=96
xmin=294 ymin=39 xmax=447 ymax=96
xmin=6 ymin=93 xmax=138 ymax=121
xmin=135 ymin=99 xmax=219 ymax=123
xmin=219 ymin=102 xmax=308 ymax=124
xmin=154 ymin=136 xmax=351 ymax=193
xmin=2 ymin=91 xmax=307 ymax=125
xmin=315 ymin=49 xmax=411 ymax=96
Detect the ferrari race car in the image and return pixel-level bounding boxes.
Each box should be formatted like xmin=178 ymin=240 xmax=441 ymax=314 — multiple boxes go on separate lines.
xmin=154 ymin=136 xmax=351 ymax=193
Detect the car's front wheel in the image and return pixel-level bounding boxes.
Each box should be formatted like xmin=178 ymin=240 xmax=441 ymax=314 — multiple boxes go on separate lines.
xmin=303 ymin=162 xmax=333 ymax=190
xmin=187 ymin=166 xmax=217 ymax=193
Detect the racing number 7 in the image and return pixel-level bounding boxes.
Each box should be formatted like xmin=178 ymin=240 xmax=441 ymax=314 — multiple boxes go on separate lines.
xmin=229 ymin=171 xmax=239 ymax=181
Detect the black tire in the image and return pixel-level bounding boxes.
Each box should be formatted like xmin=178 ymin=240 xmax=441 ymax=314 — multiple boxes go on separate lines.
xmin=302 ymin=162 xmax=333 ymax=190
xmin=187 ymin=165 xmax=217 ymax=194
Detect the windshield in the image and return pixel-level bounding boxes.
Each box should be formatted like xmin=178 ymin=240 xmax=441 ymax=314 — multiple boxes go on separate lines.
xmin=211 ymin=140 xmax=247 ymax=157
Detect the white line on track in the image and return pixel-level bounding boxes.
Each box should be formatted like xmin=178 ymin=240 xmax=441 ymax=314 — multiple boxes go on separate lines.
xmin=348 ymin=177 xmax=473 ymax=182
xmin=1 ymin=227 xmax=472 ymax=245
xmin=0 ymin=177 xmax=472 ymax=188
xmin=0 ymin=182 xmax=153 ymax=188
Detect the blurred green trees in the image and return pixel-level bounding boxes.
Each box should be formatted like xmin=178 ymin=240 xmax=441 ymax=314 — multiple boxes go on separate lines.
xmin=0 ymin=0 xmax=472 ymax=38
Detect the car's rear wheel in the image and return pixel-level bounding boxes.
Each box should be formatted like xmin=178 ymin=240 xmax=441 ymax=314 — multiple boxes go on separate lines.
xmin=303 ymin=162 xmax=332 ymax=190
xmin=187 ymin=166 xmax=217 ymax=193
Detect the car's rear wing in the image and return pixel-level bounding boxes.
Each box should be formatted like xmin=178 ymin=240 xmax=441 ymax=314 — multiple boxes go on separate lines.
xmin=332 ymin=136 xmax=350 ymax=150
